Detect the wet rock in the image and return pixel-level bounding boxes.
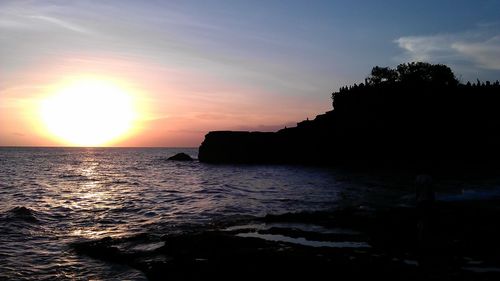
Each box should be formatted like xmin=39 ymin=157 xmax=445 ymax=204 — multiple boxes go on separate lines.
xmin=74 ymin=230 xmax=415 ymax=281
xmin=73 ymin=202 xmax=500 ymax=281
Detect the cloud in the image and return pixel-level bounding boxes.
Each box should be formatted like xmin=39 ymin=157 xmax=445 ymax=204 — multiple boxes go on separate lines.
xmin=451 ymin=36 xmax=500 ymax=70
xmin=395 ymin=35 xmax=453 ymax=61
xmin=26 ymin=15 xmax=89 ymax=34
xmin=395 ymin=28 xmax=500 ymax=71
xmin=0 ymin=1 xmax=89 ymax=34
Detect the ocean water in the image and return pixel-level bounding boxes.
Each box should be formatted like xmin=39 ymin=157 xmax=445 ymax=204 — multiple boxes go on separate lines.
xmin=1 ymin=147 xmax=495 ymax=280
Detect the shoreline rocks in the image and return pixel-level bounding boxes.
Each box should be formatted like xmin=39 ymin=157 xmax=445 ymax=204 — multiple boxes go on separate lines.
xmin=73 ymin=200 xmax=500 ymax=280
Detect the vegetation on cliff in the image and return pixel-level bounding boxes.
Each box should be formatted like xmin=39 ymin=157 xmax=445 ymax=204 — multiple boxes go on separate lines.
xmin=199 ymin=62 xmax=500 ymax=171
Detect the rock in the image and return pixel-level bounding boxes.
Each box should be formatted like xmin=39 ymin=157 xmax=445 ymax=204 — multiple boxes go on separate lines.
xmin=197 ymin=112 xmax=337 ymax=165
xmin=168 ymin=153 xmax=193 ymax=161
xmin=72 ymin=203 xmax=500 ymax=281
xmin=198 ymin=131 xmax=280 ymax=164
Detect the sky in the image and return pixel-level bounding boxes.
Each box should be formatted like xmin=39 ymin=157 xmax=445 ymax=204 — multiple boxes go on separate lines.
xmin=1 ymin=0 xmax=500 ymax=147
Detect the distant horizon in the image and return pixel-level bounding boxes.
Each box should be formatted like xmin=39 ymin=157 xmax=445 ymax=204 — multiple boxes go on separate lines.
xmin=0 ymin=145 xmax=199 ymax=149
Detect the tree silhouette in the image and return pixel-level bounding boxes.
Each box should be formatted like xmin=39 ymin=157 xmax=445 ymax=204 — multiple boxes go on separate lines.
xmin=368 ymin=66 xmax=398 ymax=84
xmin=365 ymin=62 xmax=458 ymax=86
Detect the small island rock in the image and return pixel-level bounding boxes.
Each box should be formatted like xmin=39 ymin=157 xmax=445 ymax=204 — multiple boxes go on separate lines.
xmin=168 ymin=153 xmax=193 ymax=161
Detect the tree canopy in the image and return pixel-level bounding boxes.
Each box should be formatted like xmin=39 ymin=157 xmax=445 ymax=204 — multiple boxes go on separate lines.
xmin=366 ymin=62 xmax=458 ymax=86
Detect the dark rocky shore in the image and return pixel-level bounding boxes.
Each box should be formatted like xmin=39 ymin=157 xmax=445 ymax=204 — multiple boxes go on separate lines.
xmin=73 ymin=199 xmax=500 ymax=280
xmin=198 ymin=112 xmax=336 ymax=165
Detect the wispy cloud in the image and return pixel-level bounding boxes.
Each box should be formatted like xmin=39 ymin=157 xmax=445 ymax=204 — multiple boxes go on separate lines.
xmin=395 ymin=35 xmax=454 ymax=62
xmin=451 ymin=36 xmax=500 ymax=70
xmin=395 ymin=26 xmax=500 ymax=71
xmin=26 ymin=15 xmax=89 ymax=34
xmin=0 ymin=2 xmax=89 ymax=34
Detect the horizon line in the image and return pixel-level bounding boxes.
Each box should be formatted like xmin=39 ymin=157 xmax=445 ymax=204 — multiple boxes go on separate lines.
xmin=0 ymin=145 xmax=199 ymax=149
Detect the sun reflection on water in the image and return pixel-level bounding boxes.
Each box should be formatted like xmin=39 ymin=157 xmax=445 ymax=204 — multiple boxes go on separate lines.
xmin=70 ymin=228 xmax=110 ymax=239
xmin=56 ymin=153 xmax=131 ymax=239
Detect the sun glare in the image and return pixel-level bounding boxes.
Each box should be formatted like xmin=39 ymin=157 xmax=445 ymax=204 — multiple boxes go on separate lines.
xmin=40 ymin=78 xmax=137 ymax=146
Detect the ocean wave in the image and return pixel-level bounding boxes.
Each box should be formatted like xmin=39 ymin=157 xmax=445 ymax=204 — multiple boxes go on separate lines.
xmin=1 ymin=206 xmax=40 ymax=223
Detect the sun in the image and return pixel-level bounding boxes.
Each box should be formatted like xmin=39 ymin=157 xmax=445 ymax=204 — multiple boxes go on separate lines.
xmin=39 ymin=78 xmax=137 ymax=146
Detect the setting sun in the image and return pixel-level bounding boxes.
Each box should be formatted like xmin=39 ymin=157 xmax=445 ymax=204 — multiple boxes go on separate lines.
xmin=39 ymin=78 xmax=137 ymax=146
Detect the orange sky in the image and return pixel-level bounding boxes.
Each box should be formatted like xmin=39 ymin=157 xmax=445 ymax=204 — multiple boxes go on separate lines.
xmin=0 ymin=55 xmax=330 ymax=147
xmin=2 ymin=1 xmax=498 ymax=147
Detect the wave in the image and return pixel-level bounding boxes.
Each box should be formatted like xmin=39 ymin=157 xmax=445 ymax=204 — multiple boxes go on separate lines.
xmin=2 ymin=206 xmax=39 ymax=223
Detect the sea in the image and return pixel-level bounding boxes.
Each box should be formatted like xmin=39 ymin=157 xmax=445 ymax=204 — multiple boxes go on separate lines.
xmin=1 ymin=147 xmax=499 ymax=280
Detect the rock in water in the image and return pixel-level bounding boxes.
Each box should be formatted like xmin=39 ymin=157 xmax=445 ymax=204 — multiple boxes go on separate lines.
xmin=168 ymin=153 xmax=193 ymax=161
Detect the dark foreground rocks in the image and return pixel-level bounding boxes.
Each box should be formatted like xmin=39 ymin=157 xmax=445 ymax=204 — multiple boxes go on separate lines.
xmin=73 ymin=200 xmax=500 ymax=281
xmin=168 ymin=153 xmax=193 ymax=161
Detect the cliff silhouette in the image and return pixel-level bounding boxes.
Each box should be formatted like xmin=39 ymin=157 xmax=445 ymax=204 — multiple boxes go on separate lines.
xmin=199 ymin=62 xmax=500 ymax=171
